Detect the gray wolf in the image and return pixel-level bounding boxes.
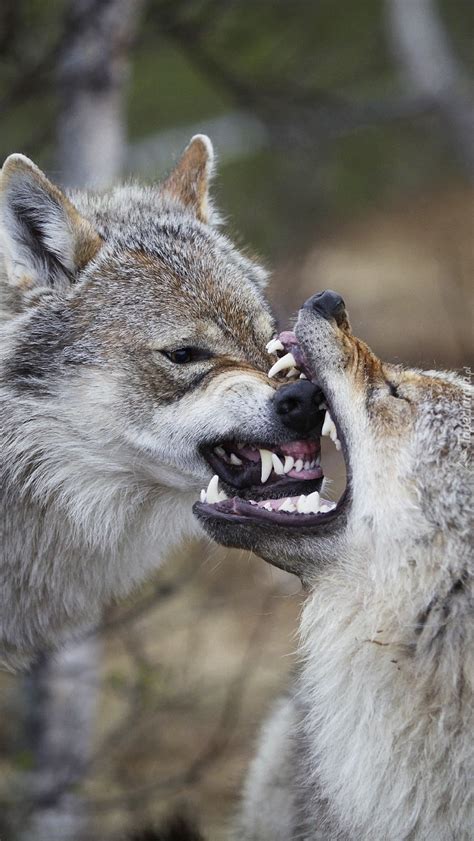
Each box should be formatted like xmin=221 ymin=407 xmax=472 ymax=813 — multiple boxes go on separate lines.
xmin=196 ymin=290 xmax=473 ymax=840
xmin=0 ymin=135 xmax=325 ymax=670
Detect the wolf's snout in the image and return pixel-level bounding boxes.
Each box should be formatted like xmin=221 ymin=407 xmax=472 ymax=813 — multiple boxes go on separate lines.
xmin=274 ymin=380 xmax=322 ymax=434
xmin=304 ymin=289 xmax=346 ymax=326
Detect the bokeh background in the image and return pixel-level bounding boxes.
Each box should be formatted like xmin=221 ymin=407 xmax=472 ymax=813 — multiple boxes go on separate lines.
xmin=0 ymin=1 xmax=472 ymax=839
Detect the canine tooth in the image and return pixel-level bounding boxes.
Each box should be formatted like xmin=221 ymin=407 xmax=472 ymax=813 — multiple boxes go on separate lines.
xmin=230 ymin=453 xmax=243 ymax=465
xmin=268 ymin=352 xmax=297 ymax=378
xmin=299 ymin=372 xmax=307 ymax=379
xmin=214 ymin=446 xmax=226 ymax=457
xmin=306 ymin=491 xmax=320 ymax=514
xmin=334 ymin=438 xmax=342 ymax=451
xmin=271 ymin=453 xmax=285 ymax=475
xmin=279 ymin=498 xmax=296 ymax=513
xmin=206 ymin=475 xmax=227 ymax=504
xmin=260 ymin=449 xmax=273 ymax=483
xmin=266 ymin=338 xmax=284 ymax=355
xmin=294 ymin=458 xmax=304 ymax=472
xmin=296 ymin=495 xmax=309 ymax=514
xmin=200 ymin=489 xmax=206 ymax=502
xmin=283 ymin=456 xmax=295 ymax=474
xmin=322 ymin=410 xmax=337 ymax=440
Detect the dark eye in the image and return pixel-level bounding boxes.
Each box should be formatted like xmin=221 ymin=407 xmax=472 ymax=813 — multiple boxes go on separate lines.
xmin=162 ymin=347 xmax=212 ymax=364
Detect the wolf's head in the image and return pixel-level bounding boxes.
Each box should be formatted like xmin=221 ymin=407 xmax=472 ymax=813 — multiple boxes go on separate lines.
xmin=196 ymin=290 xmax=472 ymax=585
xmin=0 ymin=138 xmax=329 ymax=552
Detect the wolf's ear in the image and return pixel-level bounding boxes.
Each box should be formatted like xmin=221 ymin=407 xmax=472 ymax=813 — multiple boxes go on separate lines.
xmin=0 ymin=154 xmax=102 ymax=293
xmin=161 ymin=135 xmax=216 ymax=224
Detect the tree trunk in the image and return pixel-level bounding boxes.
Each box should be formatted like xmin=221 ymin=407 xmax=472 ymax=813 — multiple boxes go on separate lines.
xmin=57 ymin=0 xmax=142 ymax=189
xmin=386 ymin=0 xmax=474 ymax=180
xmin=19 ymin=1 xmax=142 ymax=839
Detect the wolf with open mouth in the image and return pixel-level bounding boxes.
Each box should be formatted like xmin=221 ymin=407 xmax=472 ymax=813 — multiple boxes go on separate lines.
xmin=195 ymin=291 xmax=473 ymax=840
xmin=0 ymin=135 xmax=326 ymax=670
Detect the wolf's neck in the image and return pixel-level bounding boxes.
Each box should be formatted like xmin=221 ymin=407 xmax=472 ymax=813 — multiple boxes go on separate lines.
xmin=298 ymin=543 xmax=469 ymax=840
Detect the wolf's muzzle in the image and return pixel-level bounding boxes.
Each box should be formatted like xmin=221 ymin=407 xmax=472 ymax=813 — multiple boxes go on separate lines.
xmin=274 ymin=379 xmax=323 ymax=435
xmin=303 ymin=289 xmax=346 ymax=326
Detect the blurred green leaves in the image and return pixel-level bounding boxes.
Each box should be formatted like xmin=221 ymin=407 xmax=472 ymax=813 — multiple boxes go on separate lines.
xmin=0 ymin=0 xmax=472 ymax=257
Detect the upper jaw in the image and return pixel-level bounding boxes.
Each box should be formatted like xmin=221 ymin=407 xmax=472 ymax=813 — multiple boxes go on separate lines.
xmin=200 ymin=432 xmax=325 ymax=502
xmin=194 ymin=325 xmax=350 ymax=530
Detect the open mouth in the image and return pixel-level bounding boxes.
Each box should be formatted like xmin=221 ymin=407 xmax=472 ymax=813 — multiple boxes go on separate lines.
xmin=195 ymin=332 xmax=348 ymax=529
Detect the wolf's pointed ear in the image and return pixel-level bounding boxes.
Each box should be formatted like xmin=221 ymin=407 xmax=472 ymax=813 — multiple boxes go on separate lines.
xmin=0 ymin=154 xmax=102 ymax=293
xmin=161 ymin=135 xmax=216 ymax=224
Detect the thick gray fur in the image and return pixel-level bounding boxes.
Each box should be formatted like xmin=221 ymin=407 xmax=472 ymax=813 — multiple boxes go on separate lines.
xmin=0 ymin=136 xmax=280 ymax=669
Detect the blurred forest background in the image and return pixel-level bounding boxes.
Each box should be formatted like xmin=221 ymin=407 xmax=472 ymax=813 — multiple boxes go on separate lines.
xmin=0 ymin=1 xmax=472 ymax=839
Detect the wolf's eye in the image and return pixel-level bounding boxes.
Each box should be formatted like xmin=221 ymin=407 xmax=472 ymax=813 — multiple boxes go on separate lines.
xmin=162 ymin=347 xmax=212 ymax=364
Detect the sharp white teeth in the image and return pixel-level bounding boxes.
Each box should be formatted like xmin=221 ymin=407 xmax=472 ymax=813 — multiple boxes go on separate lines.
xmin=271 ymin=453 xmax=285 ymax=475
xmin=259 ymin=449 xmax=273 ymax=483
xmin=322 ymin=410 xmax=333 ymax=437
xmin=279 ymin=498 xmax=296 ymax=513
xmin=299 ymin=372 xmax=307 ymax=379
xmin=304 ymin=460 xmax=311 ymax=470
xmin=266 ymin=338 xmax=284 ymax=355
xmin=263 ymin=502 xmax=273 ymax=510
xmin=296 ymin=495 xmax=309 ymax=514
xmin=293 ymin=491 xmax=321 ymax=514
xmin=206 ymin=474 xmax=227 ymax=504
xmin=200 ymin=489 xmax=206 ymax=502
xmin=294 ymin=458 xmax=304 ymax=472
xmin=268 ymin=352 xmax=297 ymax=378
xmin=334 ymin=439 xmax=342 ymax=451
xmin=283 ymin=456 xmax=294 ymax=474
xmin=306 ymin=491 xmax=320 ymax=514
xmin=230 ymin=452 xmax=243 ymax=465
xmin=286 ymin=367 xmax=299 ymax=378
xmin=322 ymin=410 xmax=339 ymax=445
xmin=214 ymin=446 xmax=226 ymax=457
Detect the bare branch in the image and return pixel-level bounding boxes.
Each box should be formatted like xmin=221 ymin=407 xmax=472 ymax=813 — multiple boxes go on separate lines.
xmin=386 ymin=0 xmax=474 ymax=179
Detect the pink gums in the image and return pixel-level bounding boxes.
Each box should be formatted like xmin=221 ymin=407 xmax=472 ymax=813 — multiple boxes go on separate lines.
xmin=236 ymin=440 xmax=319 ymax=462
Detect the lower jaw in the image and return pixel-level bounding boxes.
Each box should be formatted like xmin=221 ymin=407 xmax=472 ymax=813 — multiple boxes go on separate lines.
xmin=195 ymin=484 xmax=346 ymax=529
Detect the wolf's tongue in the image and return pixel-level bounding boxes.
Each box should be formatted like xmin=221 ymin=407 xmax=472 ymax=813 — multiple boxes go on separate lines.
xmin=278 ymin=330 xmax=297 ymax=346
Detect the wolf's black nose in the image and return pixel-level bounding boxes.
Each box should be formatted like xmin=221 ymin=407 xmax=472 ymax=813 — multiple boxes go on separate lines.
xmin=274 ymin=380 xmax=322 ymax=434
xmin=304 ymin=290 xmax=346 ymax=325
